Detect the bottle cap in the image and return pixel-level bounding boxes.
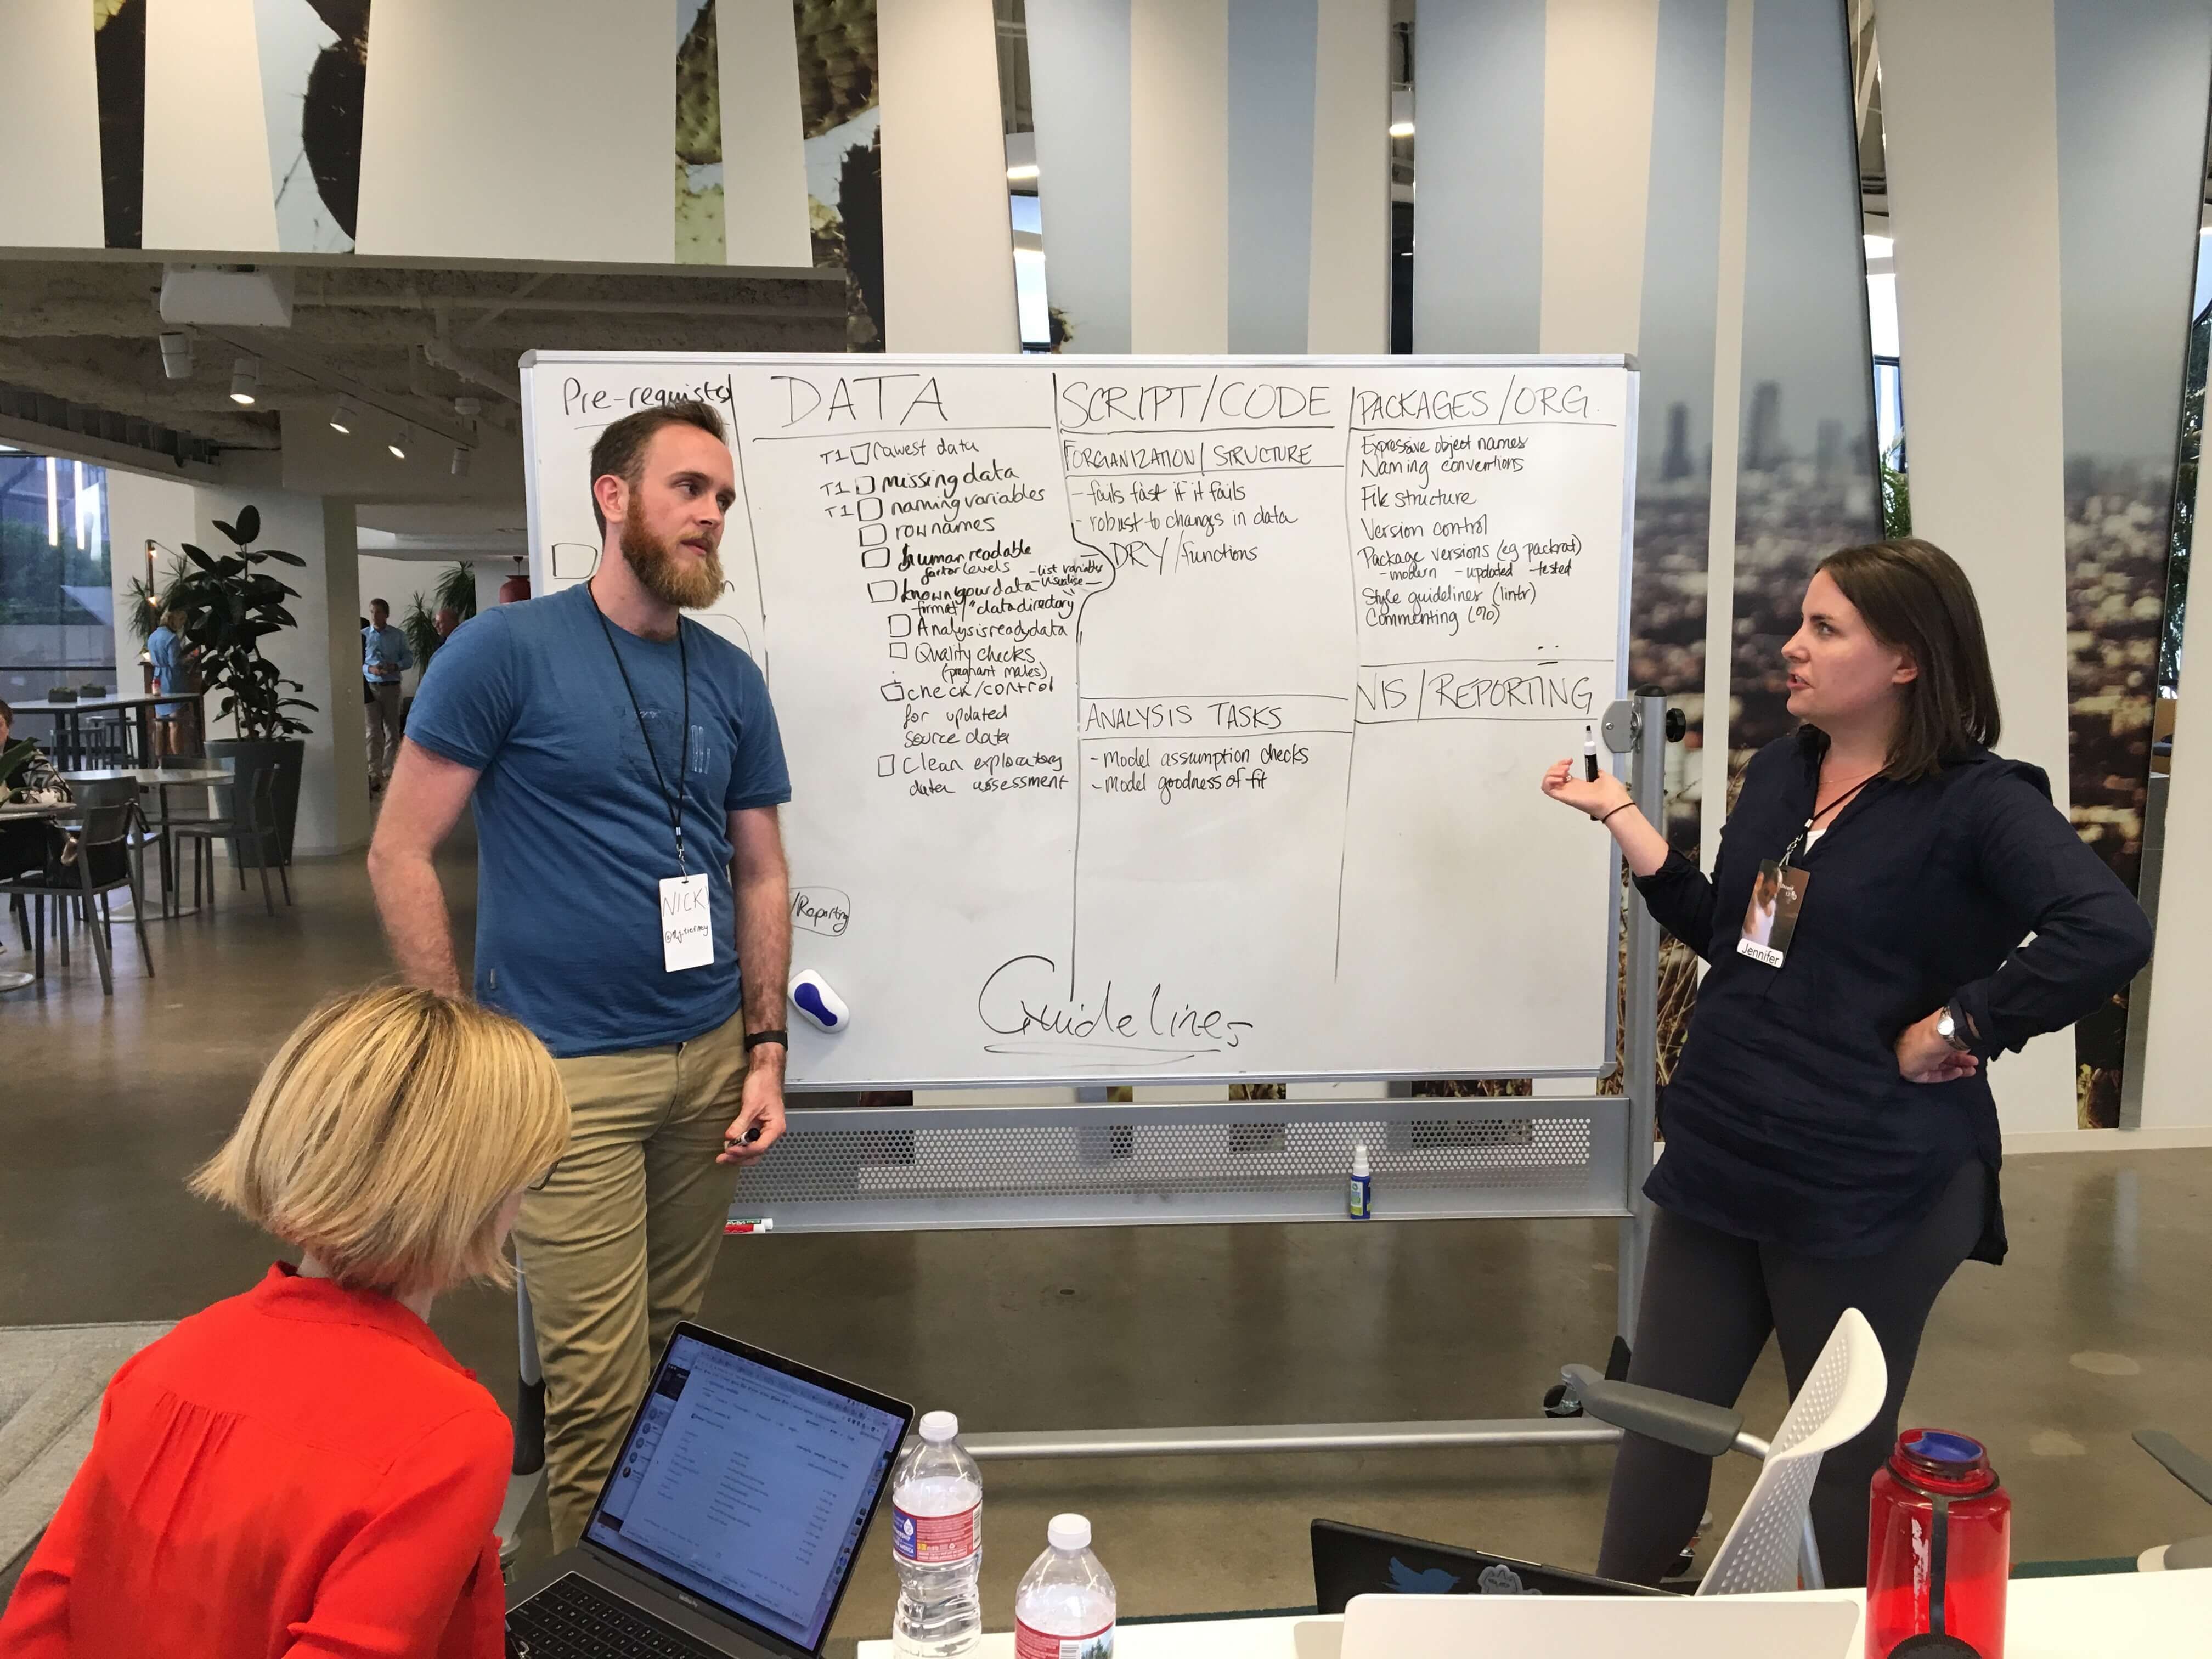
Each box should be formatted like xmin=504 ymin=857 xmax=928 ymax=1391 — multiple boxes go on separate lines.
xmin=1892 ymin=1427 xmax=1996 ymax=1495
xmin=1048 ymin=1514 xmax=1092 ymax=1552
xmin=1352 ymin=1143 xmax=1370 ymax=1176
xmin=919 ymin=1410 xmax=960 ymax=1443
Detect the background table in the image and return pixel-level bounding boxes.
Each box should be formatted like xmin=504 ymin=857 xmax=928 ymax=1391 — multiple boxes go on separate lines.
xmin=855 ymin=1570 xmax=2212 ymax=1657
xmin=60 ymin=766 xmax=233 ymax=919
xmin=10 ymin=692 xmax=204 ymax=771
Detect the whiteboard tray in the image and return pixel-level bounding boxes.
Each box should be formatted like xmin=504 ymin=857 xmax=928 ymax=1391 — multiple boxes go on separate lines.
xmin=726 ymin=1096 xmax=1632 ymax=1233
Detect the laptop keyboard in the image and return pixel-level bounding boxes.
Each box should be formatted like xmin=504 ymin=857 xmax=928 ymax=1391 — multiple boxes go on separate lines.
xmin=507 ymin=1572 xmax=732 ymax=1659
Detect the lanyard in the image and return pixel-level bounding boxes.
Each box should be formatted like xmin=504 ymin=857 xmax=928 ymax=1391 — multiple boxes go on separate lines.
xmin=588 ymin=585 xmax=691 ymax=874
xmin=1778 ymin=772 xmax=1874 ymax=874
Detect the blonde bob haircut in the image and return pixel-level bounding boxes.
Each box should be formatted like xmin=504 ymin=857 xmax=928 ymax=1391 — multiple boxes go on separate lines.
xmin=191 ymin=985 xmax=569 ymax=1296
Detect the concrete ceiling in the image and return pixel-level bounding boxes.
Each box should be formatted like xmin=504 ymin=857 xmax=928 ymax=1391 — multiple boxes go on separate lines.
xmin=0 ymin=250 xmax=849 ymax=522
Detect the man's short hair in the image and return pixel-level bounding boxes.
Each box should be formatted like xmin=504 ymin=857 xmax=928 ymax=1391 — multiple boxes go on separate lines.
xmin=589 ymin=399 xmax=729 ymax=536
xmin=0 ymin=698 xmax=12 ymax=725
xmin=369 ymin=597 xmax=387 ymax=612
xmin=190 ymin=985 xmax=569 ymax=1296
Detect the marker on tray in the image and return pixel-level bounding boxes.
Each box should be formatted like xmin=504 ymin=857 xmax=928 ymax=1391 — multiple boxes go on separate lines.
xmin=1584 ymin=726 xmax=1600 ymax=782
xmin=724 ymin=1218 xmax=775 ymax=1235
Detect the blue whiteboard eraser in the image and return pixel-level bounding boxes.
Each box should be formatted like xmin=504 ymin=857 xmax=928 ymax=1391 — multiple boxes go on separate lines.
xmin=790 ymin=970 xmax=849 ymax=1033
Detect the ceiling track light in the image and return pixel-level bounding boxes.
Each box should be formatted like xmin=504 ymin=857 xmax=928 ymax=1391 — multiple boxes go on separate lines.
xmin=387 ymin=426 xmax=410 ymax=461
xmin=159 ymin=331 xmax=193 ymax=381
xmin=229 ymin=356 xmax=260 ymax=405
xmin=329 ymin=395 xmax=358 ymax=435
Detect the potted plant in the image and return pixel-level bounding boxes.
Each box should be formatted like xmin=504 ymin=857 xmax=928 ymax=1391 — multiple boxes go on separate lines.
xmin=125 ymin=555 xmax=189 ymax=693
xmin=171 ymin=505 xmax=316 ymax=867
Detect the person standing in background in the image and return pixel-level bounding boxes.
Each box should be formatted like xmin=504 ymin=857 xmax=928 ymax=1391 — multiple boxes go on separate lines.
xmin=362 ymin=597 xmax=413 ymax=793
xmin=367 ymin=399 xmax=793 ymax=1552
xmin=1539 ymin=538 xmax=2151 ymax=1587
xmin=144 ymin=605 xmax=193 ymax=758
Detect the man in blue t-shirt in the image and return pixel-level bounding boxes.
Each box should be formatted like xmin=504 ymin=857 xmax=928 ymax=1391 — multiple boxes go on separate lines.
xmin=368 ymin=399 xmax=793 ymax=1550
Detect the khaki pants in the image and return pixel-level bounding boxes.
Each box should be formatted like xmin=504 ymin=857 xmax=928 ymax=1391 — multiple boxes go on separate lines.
xmin=516 ymin=1009 xmax=747 ymax=1551
xmin=365 ymin=681 xmax=403 ymax=778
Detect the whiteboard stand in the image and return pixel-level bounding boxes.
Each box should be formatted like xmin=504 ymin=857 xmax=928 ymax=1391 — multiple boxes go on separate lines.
xmin=506 ymin=698 xmax=1674 ymax=1473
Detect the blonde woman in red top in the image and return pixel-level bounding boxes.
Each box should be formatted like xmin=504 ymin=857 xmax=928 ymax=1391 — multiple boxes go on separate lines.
xmin=1 ymin=985 xmax=568 ymax=1657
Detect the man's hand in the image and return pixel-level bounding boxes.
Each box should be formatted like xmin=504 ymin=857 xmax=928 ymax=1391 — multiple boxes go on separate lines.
xmin=1897 ymin=1011 xmax=1979 ymax=1085
xmin=719 ymin=1050 xmax=786 ymax=1165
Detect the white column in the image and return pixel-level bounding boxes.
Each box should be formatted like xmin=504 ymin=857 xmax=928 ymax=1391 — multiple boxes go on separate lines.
xmin=879 ymin=0 xmax=1020 ymax=352
xmin=719 ymin=0 xmax=813 ymax=267
xmin=1305 ymin=0 xmax=1390 ymax=354
xmin=192 ymin=487 xmax=370 ymax=857
xmin=2139 ymin=441 xmax=2212 ymax=1131
xmin=0 ymin=0 xmax=102 ymax=247
xmin=1700 ymin=0 xmax=1754 ymax=879
xmin=143 ymin=0 xmax=279 ymax=252
xmin=1878 ymin=0 xmax=2076 ymax=1132
xmin=1130 ymin=0 xmax=1229 ymax=352
xmin=1538 ymin=0 xmax=1661 ymax=354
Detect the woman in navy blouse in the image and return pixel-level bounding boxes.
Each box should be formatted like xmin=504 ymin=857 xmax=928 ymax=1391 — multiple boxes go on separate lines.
xmin=1542 ymin=538 xmax=2151 ymax=1587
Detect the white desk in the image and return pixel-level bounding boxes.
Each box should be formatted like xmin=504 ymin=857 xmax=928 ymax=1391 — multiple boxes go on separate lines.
xmin=856 ymin=1570 xmax=2212 ymax=1657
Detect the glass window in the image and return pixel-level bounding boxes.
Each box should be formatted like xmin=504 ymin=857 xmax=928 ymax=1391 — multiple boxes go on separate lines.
xmin=0 ymin=447 xmax=116 ymax=706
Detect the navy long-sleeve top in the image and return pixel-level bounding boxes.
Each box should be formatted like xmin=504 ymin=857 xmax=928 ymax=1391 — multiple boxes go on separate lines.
xmin=1637 ymin=729 xmax=2152 ymax=1262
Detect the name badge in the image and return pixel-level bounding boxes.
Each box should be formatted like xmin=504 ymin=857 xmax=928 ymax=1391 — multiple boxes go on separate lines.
xmin=660 ymin=874 xmax=712 ymax=973
xmin=1735 ymin=860 xmax=1809 ymax=969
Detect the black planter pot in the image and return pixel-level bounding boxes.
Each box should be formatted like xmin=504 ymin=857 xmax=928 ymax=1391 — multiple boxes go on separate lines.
xmin=206 ymin=737 xmax=303 ymax=868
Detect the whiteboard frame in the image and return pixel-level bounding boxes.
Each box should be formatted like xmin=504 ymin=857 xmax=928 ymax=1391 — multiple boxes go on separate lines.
xmin=517 ymin=351 xmax=1639 ymax=1090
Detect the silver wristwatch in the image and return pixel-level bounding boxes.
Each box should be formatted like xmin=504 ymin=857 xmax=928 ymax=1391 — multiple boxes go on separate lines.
xmin=1936 ymin=1003 xmax=1972 ymax=1053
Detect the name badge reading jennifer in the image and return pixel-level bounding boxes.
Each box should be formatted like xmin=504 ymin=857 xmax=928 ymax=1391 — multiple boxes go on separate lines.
xmin=1736 ymin=860 xmax=1809 ymax=968
xmin=660 ymin=874 xmax=712 ymax=973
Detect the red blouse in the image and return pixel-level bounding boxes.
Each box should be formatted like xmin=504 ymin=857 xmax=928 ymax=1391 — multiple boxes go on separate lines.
xmin=1 ymin=1264 xmax=510 ymax=1658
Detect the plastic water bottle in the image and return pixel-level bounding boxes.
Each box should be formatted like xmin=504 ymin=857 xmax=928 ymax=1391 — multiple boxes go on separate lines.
xmin=1013 ymin=1514 xmax=1116 ymax=1659
xmin=1865 ymin=1429 xmax=2010 ymax=1658
xmin=890 ymin=1410 xmax=982 ymax=1656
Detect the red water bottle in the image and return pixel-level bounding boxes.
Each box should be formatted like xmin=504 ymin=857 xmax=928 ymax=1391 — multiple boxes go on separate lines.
xmin=1865 ymin=1429 xmax=2010 ymax=1658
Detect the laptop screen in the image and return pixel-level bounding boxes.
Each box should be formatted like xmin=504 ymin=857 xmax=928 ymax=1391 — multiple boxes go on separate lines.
xmin=586 ymin=1331 xmax=909 ymax=1651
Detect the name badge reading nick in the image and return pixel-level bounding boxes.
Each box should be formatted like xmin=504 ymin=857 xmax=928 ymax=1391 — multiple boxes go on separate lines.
xmin=660 ymin=874 xmax=712 ymax=973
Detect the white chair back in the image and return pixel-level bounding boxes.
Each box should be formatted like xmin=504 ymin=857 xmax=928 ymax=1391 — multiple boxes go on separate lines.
xmin=1697 ymin=1307 xmax=1889 ymax=1596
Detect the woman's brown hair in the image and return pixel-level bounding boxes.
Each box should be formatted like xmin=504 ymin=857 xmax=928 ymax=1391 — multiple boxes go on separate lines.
xmin=1816 ymin=538 xmax=2001 ymax=781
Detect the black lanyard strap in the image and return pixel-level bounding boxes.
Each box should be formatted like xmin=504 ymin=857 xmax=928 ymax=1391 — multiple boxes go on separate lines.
xmin=587 ymin=584 xmax=691 ymax=873
xmin=1780 ymin=772 xmax=1875 ymax=872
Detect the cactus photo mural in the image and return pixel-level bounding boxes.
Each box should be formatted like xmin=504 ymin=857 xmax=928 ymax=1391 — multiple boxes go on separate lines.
xmin=795 ymin=0 xmax=884 ymax=349
xmin=676 ymin=0 xmax=728 ymax=264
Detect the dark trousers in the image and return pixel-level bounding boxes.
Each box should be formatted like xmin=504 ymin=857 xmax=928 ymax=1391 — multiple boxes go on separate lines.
xmin=1596 ymin=1160 xmax=1985 ymax=1588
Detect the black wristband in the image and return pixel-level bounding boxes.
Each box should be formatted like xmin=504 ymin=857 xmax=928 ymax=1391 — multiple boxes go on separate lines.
xmin=744 ymin=1028 xmax=789 ymax=1053
xmin=1596 ymin=802 xmax=1634 ymax=828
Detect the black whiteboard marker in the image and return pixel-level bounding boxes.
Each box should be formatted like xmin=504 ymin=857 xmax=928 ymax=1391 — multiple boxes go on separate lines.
xmin=1584 ymin=726 xmax=1600 ymax=782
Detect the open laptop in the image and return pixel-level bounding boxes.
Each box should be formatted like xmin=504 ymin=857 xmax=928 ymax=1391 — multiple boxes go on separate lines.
xmin=1340 ymin=1592 xmax=1861 ymax=1658
xmin=1311 ymin=1519 xmax=1668 ymax=1613
xmin=506 ymin=1322 xmax=913 ymax=1658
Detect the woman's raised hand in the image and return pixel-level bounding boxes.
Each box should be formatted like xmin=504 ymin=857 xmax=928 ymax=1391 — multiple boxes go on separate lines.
xmin=1542 ymin=758 xmax=1632 ymax=821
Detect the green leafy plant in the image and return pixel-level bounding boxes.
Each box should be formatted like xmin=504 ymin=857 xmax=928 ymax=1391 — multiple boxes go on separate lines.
xmin=1880 ymin=441 xmax=1911 ymax=540
xmin=124 ymin=557 xmax=189 ymax=644
xmin=402 ymin=591 xmax=441 ymax=672
xmin=2 ymin=738 xmax=39 ymax=789
xmin=433 ymin=560 xmax=479 ymax=624
xmin=170 ymin=504 xmax=317 ymax=740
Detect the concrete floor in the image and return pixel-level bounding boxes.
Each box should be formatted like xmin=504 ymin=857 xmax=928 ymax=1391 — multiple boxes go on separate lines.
xmin=4 ymin=851 xmax=2210 ymax=1653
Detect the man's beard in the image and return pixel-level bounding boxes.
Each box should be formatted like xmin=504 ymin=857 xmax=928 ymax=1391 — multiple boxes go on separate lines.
xmin=620 ymin=501 xmax=725 ymax=610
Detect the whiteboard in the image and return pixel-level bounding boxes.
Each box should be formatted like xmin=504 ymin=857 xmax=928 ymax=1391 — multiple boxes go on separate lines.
xmin=519 ymin=353 xmax=1635 ymax=1089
